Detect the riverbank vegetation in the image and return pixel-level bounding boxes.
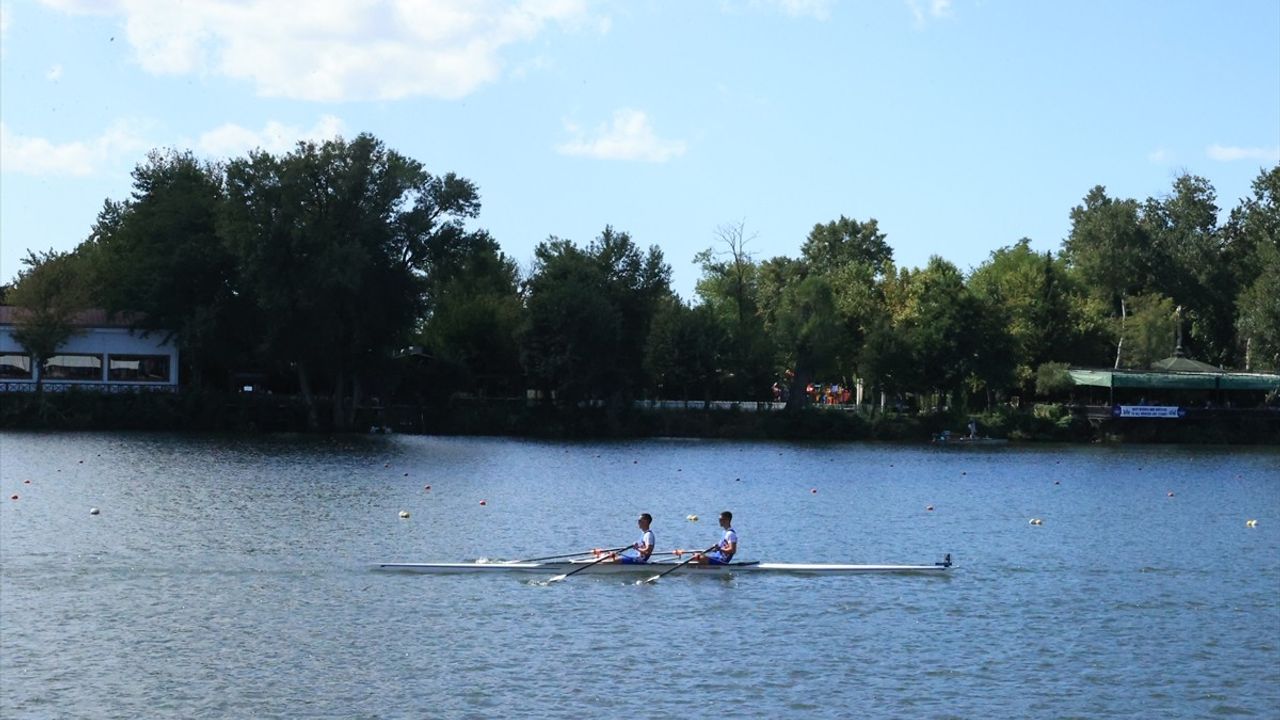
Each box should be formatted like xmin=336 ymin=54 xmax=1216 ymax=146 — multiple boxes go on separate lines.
xmin=4 ymin=134 xmax=1278 ymax=437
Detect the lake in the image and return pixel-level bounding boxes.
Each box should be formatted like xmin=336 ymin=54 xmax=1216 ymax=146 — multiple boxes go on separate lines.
xmin=2 ymin=432 xmax=1277 ymax=719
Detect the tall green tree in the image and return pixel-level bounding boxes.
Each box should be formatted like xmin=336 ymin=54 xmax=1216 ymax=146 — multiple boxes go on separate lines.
xmin=1063 ymin=186 xmax=1150 ymax=368
xmin=693 ymin=221 xmax=772 ymax=399
xmin=644 ymin=296 xmax=724 ymax=401
xmin=969 ymin=240 xmax=1077 ymax=394
xmin=905 ymin=257 xmax=1014 ymax=407
xmin=417 ymin=232 xmax=524 ymax=396
xmin=800 ymin=216 xmax=893 ymax=277
xmin=1141 ymin=174 xmax=1235 ymax=365
xmin=223 ymin=134 xmax=480 ymax=429
xmin=1227 ymin=166 xmax=1280 ymax=370
xmin=84 ymin=150 xmax=242 ymax=388
xmin=7 ymin=250 xmax=89 ymax=393
xmin=521 ymin=227 xmax=671 ymax=408
xmin=1118 ymin=293 xmax=1178 ymax=369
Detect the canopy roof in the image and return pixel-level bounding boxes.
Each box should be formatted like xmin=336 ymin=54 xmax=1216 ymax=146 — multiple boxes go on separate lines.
xmin=1068 ymin=368 xmax=1280 ymax=391
xmin=1150 ymin=355 xmax=1224 ymax=373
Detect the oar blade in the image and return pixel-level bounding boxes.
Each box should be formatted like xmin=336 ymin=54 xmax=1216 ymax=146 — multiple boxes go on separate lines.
xmin=547 ymin=573 xmax=569 ymax=583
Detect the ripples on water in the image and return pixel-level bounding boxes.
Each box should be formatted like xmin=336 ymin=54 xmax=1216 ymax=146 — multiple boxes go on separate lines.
xmin=1 ymin=432 xmax=1277 ymax=719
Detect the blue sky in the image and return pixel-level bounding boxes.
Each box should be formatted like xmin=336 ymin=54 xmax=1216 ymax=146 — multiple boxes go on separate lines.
xmin=2 ymin=0 xmax=1278 ymax=299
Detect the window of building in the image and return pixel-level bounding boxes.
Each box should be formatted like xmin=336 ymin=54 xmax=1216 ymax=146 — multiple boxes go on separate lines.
xmin=43 ymin=354 xmax=104 ymax=381
xmin=108 ymin=354 xmax=171 ymax=382
xmin=1 ymin=353 xmax=32 ymax=379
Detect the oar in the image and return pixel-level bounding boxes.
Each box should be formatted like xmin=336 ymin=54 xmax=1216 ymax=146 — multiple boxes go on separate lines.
xmin=511 ymin=548 xmax=619 ymax=564
xmin=546 ymin=545 xmax=630 ymax=583
xmin=642 ymin=544 xmax=720 ymax=584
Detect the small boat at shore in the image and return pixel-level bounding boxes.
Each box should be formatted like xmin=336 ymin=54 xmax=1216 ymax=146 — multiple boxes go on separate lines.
xmin=932 ymin=434 xmax=1008 ymax=446
xmin=376 ymin=555 xmax=953 ymax=576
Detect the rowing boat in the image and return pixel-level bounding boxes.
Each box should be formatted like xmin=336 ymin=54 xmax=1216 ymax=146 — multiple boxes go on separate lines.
xmin=376 ymin=556 xmax=952 ymax=575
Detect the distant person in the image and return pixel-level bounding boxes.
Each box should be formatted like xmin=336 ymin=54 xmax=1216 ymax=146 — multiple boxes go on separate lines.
xmin=694 ymin=511 xmax=738 ymax=565
xmin=968 ymin=419 xmax=977 ymax=438
xmin=608 ymin=513 xmax=655 ymax=564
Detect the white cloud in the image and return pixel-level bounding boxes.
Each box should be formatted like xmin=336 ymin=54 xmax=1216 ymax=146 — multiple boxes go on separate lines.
xmin=46 ymin=64 xmax=63 ymax=81
xmin=907 ymin=0 xmax=952 ymax=24
xmin=0 ymin=120 xmax=148 ymax=176
xmin=556 ymin=109 xmax=686 ymax=163
xmin=1206 ymin=144 xmax=1280 ymax=163
xmin=39 ymin=0 xmax=598 ymax=102
xmin=1148 ymin=147 xmax=1173 ymax=164
xmin=1 ymin=5 xmax=10 ymax=37
xmin=196 ymin=115 xmax=347 ymax=158
xmin=759 ymin=0 xmax=833 ymax=20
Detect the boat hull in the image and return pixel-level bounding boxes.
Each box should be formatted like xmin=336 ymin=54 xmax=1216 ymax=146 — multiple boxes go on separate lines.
xmin=375 ymin=560 xmax=952 ymax=575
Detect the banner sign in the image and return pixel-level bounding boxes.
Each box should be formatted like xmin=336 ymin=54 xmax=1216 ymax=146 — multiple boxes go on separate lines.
xmin=1113 ymin=405 xmax=1185 ymax=418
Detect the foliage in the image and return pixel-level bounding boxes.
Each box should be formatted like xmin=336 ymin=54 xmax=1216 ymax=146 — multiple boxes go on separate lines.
xmin=1034 ymin=362 xmax=1074 ymax=396
xmin=1118 ymin=293 xmax=1178 ymax=369
xmin=7 ymin=249 xmax=90 ymax=390
xmin=83 ymin=151 xmax=244 ymax=388
xmin=521 ymin=227 xmax=670 ymax=407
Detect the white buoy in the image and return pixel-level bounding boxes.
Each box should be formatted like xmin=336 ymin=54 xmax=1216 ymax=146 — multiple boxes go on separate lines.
xmin=687 ymin=514 xmax=698 ymax=522
xmin=399 ymin=510 xmax=410 ymax=519
xmin=89 ymin=507 xmax=100 ymax=515
xmin=1029 ymin=518 xmax=1043 ymax=526
xmin=1246 ymin=519 xmax=1258 ymax=528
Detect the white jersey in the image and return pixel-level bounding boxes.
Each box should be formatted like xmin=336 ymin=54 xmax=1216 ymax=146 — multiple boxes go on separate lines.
xmin=720 ymin=528 xmax=738 ymax=552
xmin=636 ymin=530 xmax=655 ymax=555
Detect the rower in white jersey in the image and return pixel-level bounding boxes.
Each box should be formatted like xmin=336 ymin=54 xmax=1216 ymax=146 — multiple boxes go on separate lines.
xmin=606 ymin=513 xmax=655 ymax=564
xmin=693 ymin=511 xmax=738 ymax=565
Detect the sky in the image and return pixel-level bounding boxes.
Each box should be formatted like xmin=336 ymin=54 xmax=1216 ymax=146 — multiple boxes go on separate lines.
xmin=1 ymin=0 xmax=1278 ymax=300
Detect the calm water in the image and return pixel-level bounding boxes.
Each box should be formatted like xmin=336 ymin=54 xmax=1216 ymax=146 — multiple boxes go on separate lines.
xmin=1 ymin=432 xmax=1277 ymax=719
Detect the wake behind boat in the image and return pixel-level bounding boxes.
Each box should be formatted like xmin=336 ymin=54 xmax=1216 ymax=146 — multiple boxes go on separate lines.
xmin=376 ymin=554 xmax=953 ymax=576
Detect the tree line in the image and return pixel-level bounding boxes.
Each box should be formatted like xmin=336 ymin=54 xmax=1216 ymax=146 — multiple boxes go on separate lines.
xmin=5 ymin=133 xmax=1278 ymax=429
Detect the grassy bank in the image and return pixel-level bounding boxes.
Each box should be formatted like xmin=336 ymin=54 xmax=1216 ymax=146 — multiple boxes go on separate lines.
xmin=4 ymin=392 xmax=1276 ymax=444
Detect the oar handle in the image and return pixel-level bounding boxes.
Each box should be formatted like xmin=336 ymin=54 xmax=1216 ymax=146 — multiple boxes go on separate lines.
xmin=548 ymin=544 xmax=631 ymax=582
xmin=518 ymin=545 xmax=630 ymax=563
xmin=646 ymin=544 xmax=721 ymax=583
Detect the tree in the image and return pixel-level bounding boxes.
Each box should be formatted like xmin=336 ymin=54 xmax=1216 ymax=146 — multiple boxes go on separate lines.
xmin=644 ymin=296 xmax=724 ymax=401
xmin=1236 ymin=240 xmax=1280 ymax=370
xmin=1227 ymin=165 xmax=1280 ymax=370
xmin=969 ymin=239 xmax=1076 ymax=394
xmin=800 ymin=216 xmax=893 ymax=277
xmin=1141 ymin=174 xmax=1235 ymax=365
xmin=773 ymin=275 xmax=847 ymax=410
xmin=223 ymin=134 xmax=480 ymax=429
xmin=1063 ymin=186 xmax=1152 ymax=368
xmin=7 ymin=250 xmax=89 ymax=393
xmin=1118 ymin=293 xmax=1178 ymax=369
xmin=84 ymin=151 xmax=242 ymax=389
xmin=520 ymin=227 xmax=671 ymax=408
xmin=417 ymin=233 xmax=524 ymax=396
xmin=693 ymin=221 xmax=772 ymax=399
xmin=904 ymin=257 xmax=1014 ymax=408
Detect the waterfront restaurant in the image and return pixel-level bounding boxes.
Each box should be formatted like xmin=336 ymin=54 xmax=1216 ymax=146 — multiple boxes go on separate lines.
xmin=0 ymin=307 xmax=178 ymax=393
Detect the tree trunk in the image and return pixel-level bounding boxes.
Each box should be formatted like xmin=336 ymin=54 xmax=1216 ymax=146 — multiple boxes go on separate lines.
xmin=1113 ymin=295 xmax=1128 ymax=369
xmin=296 ymin=364 xmax=319 ymax=431
xmin=785 ymin=363 xmax=811 ymax=411
xmin=331 ymin=368 xmax=347 ymax=431
xmin=347 ymin=374 xmax=363 ymax=430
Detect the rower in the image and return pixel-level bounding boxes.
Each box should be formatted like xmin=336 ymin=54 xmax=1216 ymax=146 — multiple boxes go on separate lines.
xmin=607 ymin=513 xmax=655 ymax=564
xmin=694 ymin=511 xmax=737 ymax=565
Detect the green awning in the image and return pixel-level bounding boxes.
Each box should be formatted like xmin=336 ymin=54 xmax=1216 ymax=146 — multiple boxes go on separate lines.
xmin=1068 ymin=368 xmax=1280 ymax=391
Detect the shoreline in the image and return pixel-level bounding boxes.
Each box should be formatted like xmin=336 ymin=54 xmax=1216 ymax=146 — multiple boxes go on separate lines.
xmin=2 ymin=392 xmax=1277 ymax=444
